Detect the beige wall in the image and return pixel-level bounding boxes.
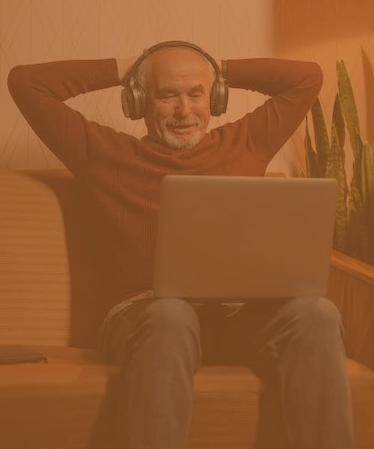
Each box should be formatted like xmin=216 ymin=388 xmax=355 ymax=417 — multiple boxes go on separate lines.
xmin=1 ymin=0 xmax=373 ymax=175
xmin=0 ymin=0 xmax=275 ymax=169
xmin=273 ymin=0 xmax=374 ymax=176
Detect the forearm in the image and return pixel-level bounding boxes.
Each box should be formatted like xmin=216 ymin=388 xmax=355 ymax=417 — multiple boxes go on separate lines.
xmin=225 ymin=58 xmax=323 ymax=97
xmin=7 ymin=59 xmax=121 ymax=172
xmin=8 ymin=59 xmax=120 ymax=105
xmin=224 ymin=58 xmax=323 ymax=164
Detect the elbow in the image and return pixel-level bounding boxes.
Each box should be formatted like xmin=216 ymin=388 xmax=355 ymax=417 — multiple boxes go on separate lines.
xmin=310 ymin=62 xmax=324 ymax=94
xmin=7 ymin=65 xmax=24 ymax=96
xmin=298 ymin=61 xmax=324 ymax=99
xmin=7 ymin=64 xmax=35 ymax=99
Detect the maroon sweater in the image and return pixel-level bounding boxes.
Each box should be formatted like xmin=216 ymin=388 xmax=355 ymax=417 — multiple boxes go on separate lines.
xmin=8 ymin=58 xmax=322 ymax=306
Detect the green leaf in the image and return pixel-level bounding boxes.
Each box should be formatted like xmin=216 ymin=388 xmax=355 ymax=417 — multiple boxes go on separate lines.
xmin=361 ymin=142 xmax=374 ymax=263
xmin=332 ymin=93 xmax=345 ymax=151
xmin=304 ymin=116 xmax=321 ymax=177
xmin=311 ymin=98 xmax=329 ymax=176
xmin=337 ymin=60 xmax=363 ymax=161
xmin=326 ymin=112 xmax=348 ymax=253
xmin=347 ymin=173 xmax=367 ymax=261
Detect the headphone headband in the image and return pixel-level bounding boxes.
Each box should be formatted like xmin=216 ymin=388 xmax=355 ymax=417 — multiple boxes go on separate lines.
xmin=126 ymin=40 xmax=222 ymax=83
xmin=121 ymin=40 xmax=228 ymax=119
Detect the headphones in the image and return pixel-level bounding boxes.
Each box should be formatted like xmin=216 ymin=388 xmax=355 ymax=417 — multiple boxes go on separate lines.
xmin=121 ymin=40 xmax=228 ymax=120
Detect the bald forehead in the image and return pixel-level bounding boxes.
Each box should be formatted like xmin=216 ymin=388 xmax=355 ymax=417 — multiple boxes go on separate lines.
xmin=138 ymin=46 xmax=214 ymax=89
xmin=149 ymin=46 xmax=209 ymax=66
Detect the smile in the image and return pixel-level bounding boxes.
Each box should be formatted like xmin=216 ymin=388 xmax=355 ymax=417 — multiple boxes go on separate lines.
xmin=168 ymin=124 xmax=197 ymax=135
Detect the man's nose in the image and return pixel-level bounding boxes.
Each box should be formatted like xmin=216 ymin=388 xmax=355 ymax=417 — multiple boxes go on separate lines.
xmin=175 ymin=94 xmax=191 ymax=117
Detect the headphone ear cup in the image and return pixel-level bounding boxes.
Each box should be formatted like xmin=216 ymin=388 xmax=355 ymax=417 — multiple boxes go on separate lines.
xmin=121 ymin=87 xmax=134 ymax=118
xmin=121 ymin=78 xmax=147 ymax=120
xmin=210 ymin=75 xmax=228 ymax=116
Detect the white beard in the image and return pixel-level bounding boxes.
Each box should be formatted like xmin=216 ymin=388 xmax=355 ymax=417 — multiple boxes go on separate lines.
xmin=162 ymin=117 xmax=203 ymax=150
xmin=162 ymin=130 xmax=203 ymax=150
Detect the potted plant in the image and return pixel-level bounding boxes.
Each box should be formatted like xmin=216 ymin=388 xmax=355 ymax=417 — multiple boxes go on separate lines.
xmin=303 ymin=59 xmax=374 ymax=266
xmin=302 ymin=58 xmax=374 ymax=369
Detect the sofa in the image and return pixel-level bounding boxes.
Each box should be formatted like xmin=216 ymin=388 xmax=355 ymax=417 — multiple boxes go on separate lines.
xmin=1 ymin=168 xmax=374 ymax=449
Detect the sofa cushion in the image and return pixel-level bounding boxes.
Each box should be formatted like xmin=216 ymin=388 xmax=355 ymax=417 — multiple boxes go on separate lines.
xmin=0 ymin=345 xmax=374 ymax=449
xmin=0 ymin=170 xmax=111 ymax=349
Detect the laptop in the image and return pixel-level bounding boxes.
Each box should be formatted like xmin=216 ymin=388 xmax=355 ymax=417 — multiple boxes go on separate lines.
xmin=152 ymin=175 xmax=338 ymax=300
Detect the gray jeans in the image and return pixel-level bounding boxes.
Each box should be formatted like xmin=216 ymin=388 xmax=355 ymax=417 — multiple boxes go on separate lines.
xmin=99 ymin=294 xmax=353 ymax=449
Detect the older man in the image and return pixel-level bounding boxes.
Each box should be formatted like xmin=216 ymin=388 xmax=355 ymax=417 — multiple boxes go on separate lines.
xmin=8 ymin=41 xmax=353 ymax=449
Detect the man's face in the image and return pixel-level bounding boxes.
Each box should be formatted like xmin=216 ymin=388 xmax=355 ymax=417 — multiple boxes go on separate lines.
xmin=143 ymin=48 xmax=212 ymax=150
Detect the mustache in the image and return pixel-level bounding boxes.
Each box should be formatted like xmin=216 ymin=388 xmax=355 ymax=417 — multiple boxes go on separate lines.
xmin=165 ymin=118 xmax=199 ymax=127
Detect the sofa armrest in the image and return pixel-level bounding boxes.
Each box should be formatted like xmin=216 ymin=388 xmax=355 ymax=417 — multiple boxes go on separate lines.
xmin=327 ymin=250 xmax=374 ymax=371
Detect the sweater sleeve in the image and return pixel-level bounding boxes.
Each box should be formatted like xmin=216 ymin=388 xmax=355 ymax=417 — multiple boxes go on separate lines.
xmin=7 ymin=59 xmax=123 ymax=173
xmin=226 ymin=58 xmax=323 ymax=163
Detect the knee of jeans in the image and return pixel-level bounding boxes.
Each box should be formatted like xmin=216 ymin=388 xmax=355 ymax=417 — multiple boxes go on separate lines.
xmin=143 ymin=297 xmax=201 ymax=338
xmin=288 ymin=296 xmax=343 ymax=339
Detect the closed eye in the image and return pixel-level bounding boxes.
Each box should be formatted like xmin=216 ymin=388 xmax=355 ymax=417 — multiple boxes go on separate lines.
xmin=155 ymin=84 xmax=207 ymax=100
xmin=190 ymin=92 xmax=203 ymax=98
xmin=154 ymin=87 xmax=176 ymax=99
xmin=189 ymin=85 xmax=206 ymax=97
